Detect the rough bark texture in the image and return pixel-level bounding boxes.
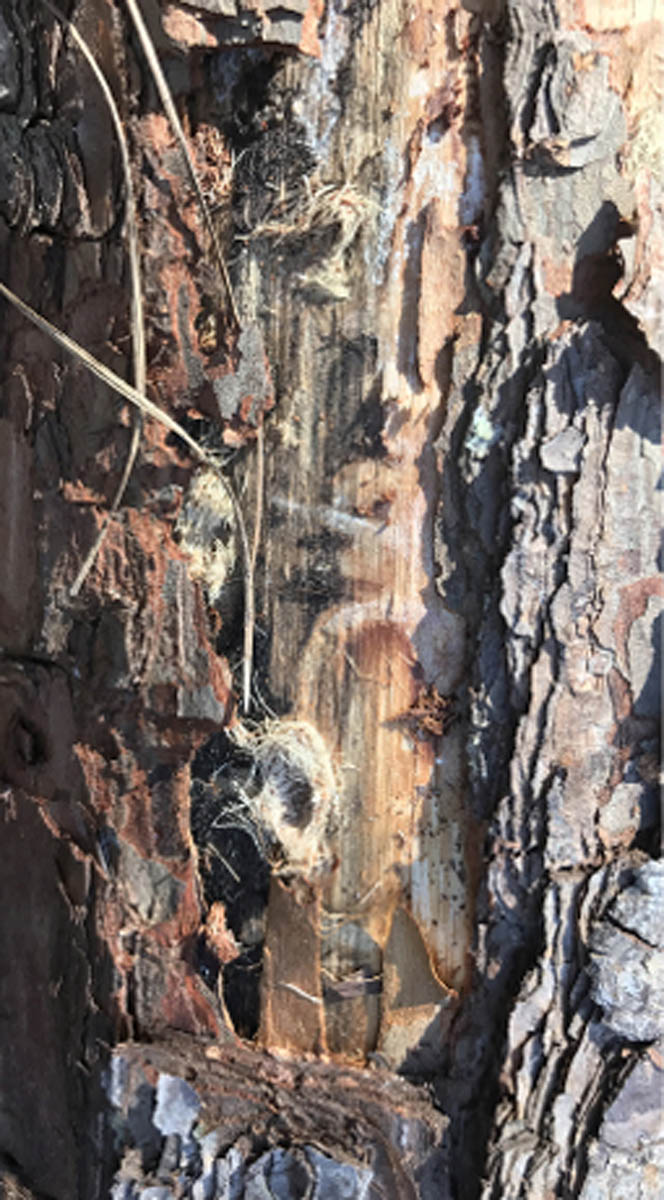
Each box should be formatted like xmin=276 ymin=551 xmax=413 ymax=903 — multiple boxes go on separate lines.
xmin=0 ymin=0 xmax=661 ymax=1197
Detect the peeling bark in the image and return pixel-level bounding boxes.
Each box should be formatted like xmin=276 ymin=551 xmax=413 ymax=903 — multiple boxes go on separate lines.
xmin=0 ymin=0 xmax=661 ymax=1198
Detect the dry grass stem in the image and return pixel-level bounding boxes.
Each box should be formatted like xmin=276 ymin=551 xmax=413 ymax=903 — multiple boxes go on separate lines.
xmin=123 ymin=0 xmax=240 ymax=327
xmin=244 ymin=419 xmax=264 ymax=713
xmin=5 ymin=0 xmax=262 ymax=715
xmin=0 ymin=281 xmax=253 ymax=713
xmin=40 ymin=0 xmax=147 ymax=597
xmin=277 ymin=983 xmax=322 ymax=1005
xmin=123 ymin=0 xmax=260 ymax=712
xmin=0 ymin=282 xmax=205 ymax=454
xmin=206 ymin=841 xmax=241 ymax=884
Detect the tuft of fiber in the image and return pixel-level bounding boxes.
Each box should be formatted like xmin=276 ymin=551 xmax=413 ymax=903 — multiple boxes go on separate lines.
xmin=230 ymin=720 xmax=338 ymax=879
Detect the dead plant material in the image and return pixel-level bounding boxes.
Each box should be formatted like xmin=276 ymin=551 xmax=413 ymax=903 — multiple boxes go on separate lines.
xmin=0 ymin=280 xmax=253 ymax=713
xmin=238 ymin=177 xmax=373 ymax=249
xmin=4 ymin=2 xmax=266 ymax=714
xmin=40 ymin=0 xmax=147 ymax=598
xmin=123 ymin=0 xmax=240 ymax=328
xmin=403 ymin=684 xmax=456 ymax=739
xmin=123 ymin=0 xmax=266 ymax=711
xmin=229 ymin=719 xmax=339 ymax=879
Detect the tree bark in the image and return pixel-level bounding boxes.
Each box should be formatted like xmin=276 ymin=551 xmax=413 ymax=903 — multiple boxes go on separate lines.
xmin=0 ymin=0 xmax=661 ymax=1197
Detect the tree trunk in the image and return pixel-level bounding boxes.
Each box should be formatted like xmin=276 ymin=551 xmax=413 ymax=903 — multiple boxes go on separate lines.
xmin=0 ymin=0 xmax=660 ymax=1197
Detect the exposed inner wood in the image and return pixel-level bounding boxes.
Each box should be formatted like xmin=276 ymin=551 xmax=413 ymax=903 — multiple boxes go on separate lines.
xmin=229 ymin=4 xmax=481 ymax=1059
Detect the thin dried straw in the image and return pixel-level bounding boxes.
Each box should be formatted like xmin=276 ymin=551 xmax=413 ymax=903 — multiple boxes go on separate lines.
xmin=40 ymin=0 xmax=146 ymax=597
xmin=123 ymin=0 xmax=261 ymax=710
xmin=245 ymin=419 xmax=264 ymax=714
xmin=0 ymin=280 xmax=252 ymax=711
xmin=123 ymin=0 xmax=240 ymax=328
xmin=4 ymin=0 xmax=260 ymax=713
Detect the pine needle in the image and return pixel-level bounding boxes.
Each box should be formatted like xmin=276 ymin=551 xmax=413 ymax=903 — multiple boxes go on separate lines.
xmin=40 ymin=0 xmax=146 ymax=597
xmin=123 ymin=0 xmax=240 ymax=328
